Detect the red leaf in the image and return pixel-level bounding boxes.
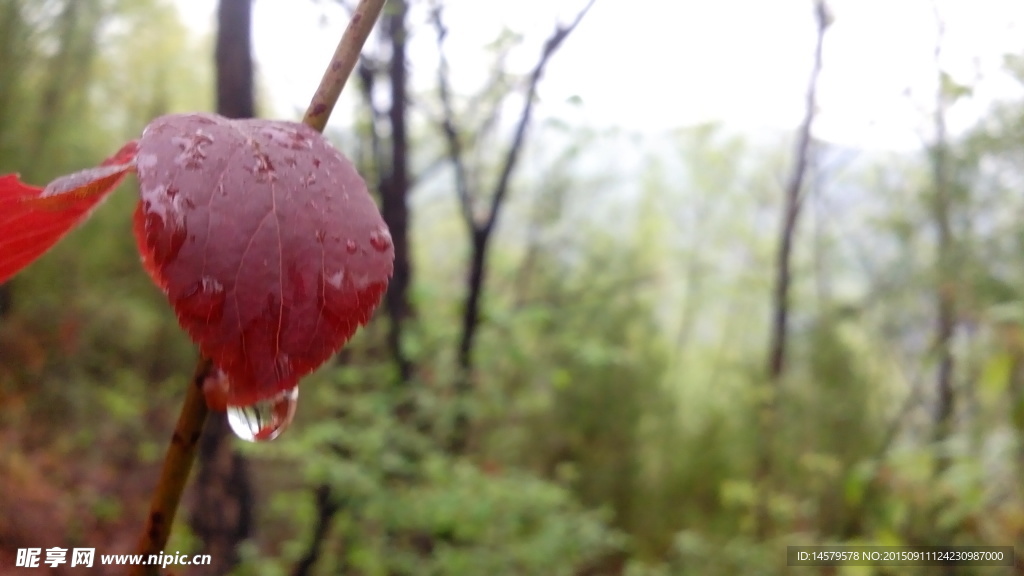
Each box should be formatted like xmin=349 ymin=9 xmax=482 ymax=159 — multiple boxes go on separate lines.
xmin=0 ymin=141 xmax=139 ymax=284
xmin=133 ymin=113 xmax=393 ymax=407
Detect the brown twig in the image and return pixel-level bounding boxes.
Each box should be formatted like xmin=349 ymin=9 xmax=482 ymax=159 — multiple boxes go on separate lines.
xmin=131 ymin=356 xmax=213 ymax=576
xmin=430 ymin=0 xmax=595 ymax=454
xmin=302 ymin=0 xmax=388 ymax=133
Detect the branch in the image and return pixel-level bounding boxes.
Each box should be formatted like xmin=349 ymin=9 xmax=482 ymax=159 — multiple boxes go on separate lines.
xmin=291 ymin=485 xmax=343 ymax=576
xmin=478 ymin=1 xmax=593 ymax=235
xmin=447 ymin=0 xmax=594 ymax=454
xmin=767 ymin=0 xmax=830 ymax=380
xmin=483 ymin=0 xmax=594 ymax=234
xmin=356 ymin=56 xmax=385 ymax=183
xmin=130 ymin=357 xmax=213 ymax=576
xmin=303 ymin=0 xmax=388 ymax=132
xmin=430 ymin=6 xmax=476 ymax=230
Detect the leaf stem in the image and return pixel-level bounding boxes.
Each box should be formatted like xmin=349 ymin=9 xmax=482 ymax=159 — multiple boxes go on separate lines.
xmin=130 ymin=356 xmax=213 ymax=576
xmin=302 ymin=0 xmax=388 ymax=133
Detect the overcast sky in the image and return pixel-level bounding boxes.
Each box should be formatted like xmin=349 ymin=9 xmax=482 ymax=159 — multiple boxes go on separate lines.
xmin=175 ymin=0 xmax=1024 ymax=151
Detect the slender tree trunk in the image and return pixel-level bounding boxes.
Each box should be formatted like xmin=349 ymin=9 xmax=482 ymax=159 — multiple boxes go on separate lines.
xmin=929 ymin=28 xmax=956 ymax=479
xmin=214 ymin=0 xmax=255 ymax=119
xmin=380 ymin=0 xmax=414 ymax=388
xmin=756 ymin=0 xmax=830 ymax=539
xmin=189 ymin=2 xmax=256 ymax=573
xmin=30 ymin=0 xmax=102 ymax=163
xmin=927 ymin=22 xmax=957 ymax=576
xmin=437 ymin=2 xmax=594 ymax=454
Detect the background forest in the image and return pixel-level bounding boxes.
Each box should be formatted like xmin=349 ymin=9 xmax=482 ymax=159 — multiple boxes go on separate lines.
xmin=1 ymin=0 xmax=1024 ymax=575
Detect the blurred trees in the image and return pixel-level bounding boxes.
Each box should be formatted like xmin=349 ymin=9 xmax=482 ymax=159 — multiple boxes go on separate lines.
xmin=0 ymin=0 xmax=212 ymax=569
xmin=2 ymin=0 xmax=1024 ymax=575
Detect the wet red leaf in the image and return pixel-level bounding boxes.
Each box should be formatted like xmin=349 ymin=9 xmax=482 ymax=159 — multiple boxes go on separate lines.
xmin=133 ymin=113 xmax=393 ymax=407
xmin=0 ymin=141 xmax=139 ymax=284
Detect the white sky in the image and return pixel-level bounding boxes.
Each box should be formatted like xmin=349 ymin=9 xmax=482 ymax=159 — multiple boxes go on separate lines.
xmin=175 ymin=0 xmax=1024 ymax=151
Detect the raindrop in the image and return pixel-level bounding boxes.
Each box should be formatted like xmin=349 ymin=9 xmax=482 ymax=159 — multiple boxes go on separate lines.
xmin=275 ymin=354 xmax=293 ymax=382
xmin=261 ymin=125 xmax=312 ymax=150
xmin=192 ymin=130 xmax=214 ymax=145
xmin=345 ymin=239 xmax=358 ymax=254
xmin=42 ymin=164 xmax=128 ymax=198
xmin=303 ymin=173 xmax=317 ymax=187
xmin=368 ymin=227 xmax=392 ymax=252
xmin=137 ymin=153 xmax=159 ymax=169
xmin=227 ymin=386 xmax=298 ymax=442
xmin=145 ymin=212 xmax=187 ymax=267
xmin=250 ymin=152 xmax=277 ymax=183
xmin=172 ymin=134 xmax=210 ymax=170
xmin=327 ymin=269 xmax=345 ymax=289
xmin=175 ymin=276 xmax=226 ymax=323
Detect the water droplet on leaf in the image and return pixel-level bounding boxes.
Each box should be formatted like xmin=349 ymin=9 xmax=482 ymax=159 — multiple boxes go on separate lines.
xmin=171 ymin=133 xmax=211 ymax=170
xmin=175 ymin=276 xmax=226 ymax=324
xmin=275 ymin=354 xmax=293 ymax=381
xmin=327 ymin=270 xmax=345 ymax=289
xmin=227 ymin=386 xmax=298 ymax=442
xmin=144 ymin=212 xmax=187 ymax=267
xmin=368 ymin=227 xmax=392 ymax=252
xmin=345 ymin=239 xmax=358 ymax=254
xmin=250 ymin=152 xmax=276 ymax=183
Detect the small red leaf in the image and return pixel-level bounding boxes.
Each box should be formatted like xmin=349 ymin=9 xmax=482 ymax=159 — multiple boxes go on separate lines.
xmin=133 ymin=113 xmax=393 ymax=407
xmin=0 ymin=141 xmax=139 ymax=284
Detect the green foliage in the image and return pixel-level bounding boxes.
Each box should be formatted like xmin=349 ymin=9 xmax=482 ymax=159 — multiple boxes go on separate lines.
xmin=5 ymin=4 xmax=1024 ymax=575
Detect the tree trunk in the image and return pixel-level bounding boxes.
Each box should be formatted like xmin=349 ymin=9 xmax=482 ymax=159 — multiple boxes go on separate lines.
xmin=756 ymin=0 xmax=830 ymax=538
xmin=380 ymin=0 xmax=414 ymax=389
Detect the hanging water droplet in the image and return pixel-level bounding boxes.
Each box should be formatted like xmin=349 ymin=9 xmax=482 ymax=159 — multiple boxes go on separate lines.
xmin=227 ymin=387 xmax=298 ymax=442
